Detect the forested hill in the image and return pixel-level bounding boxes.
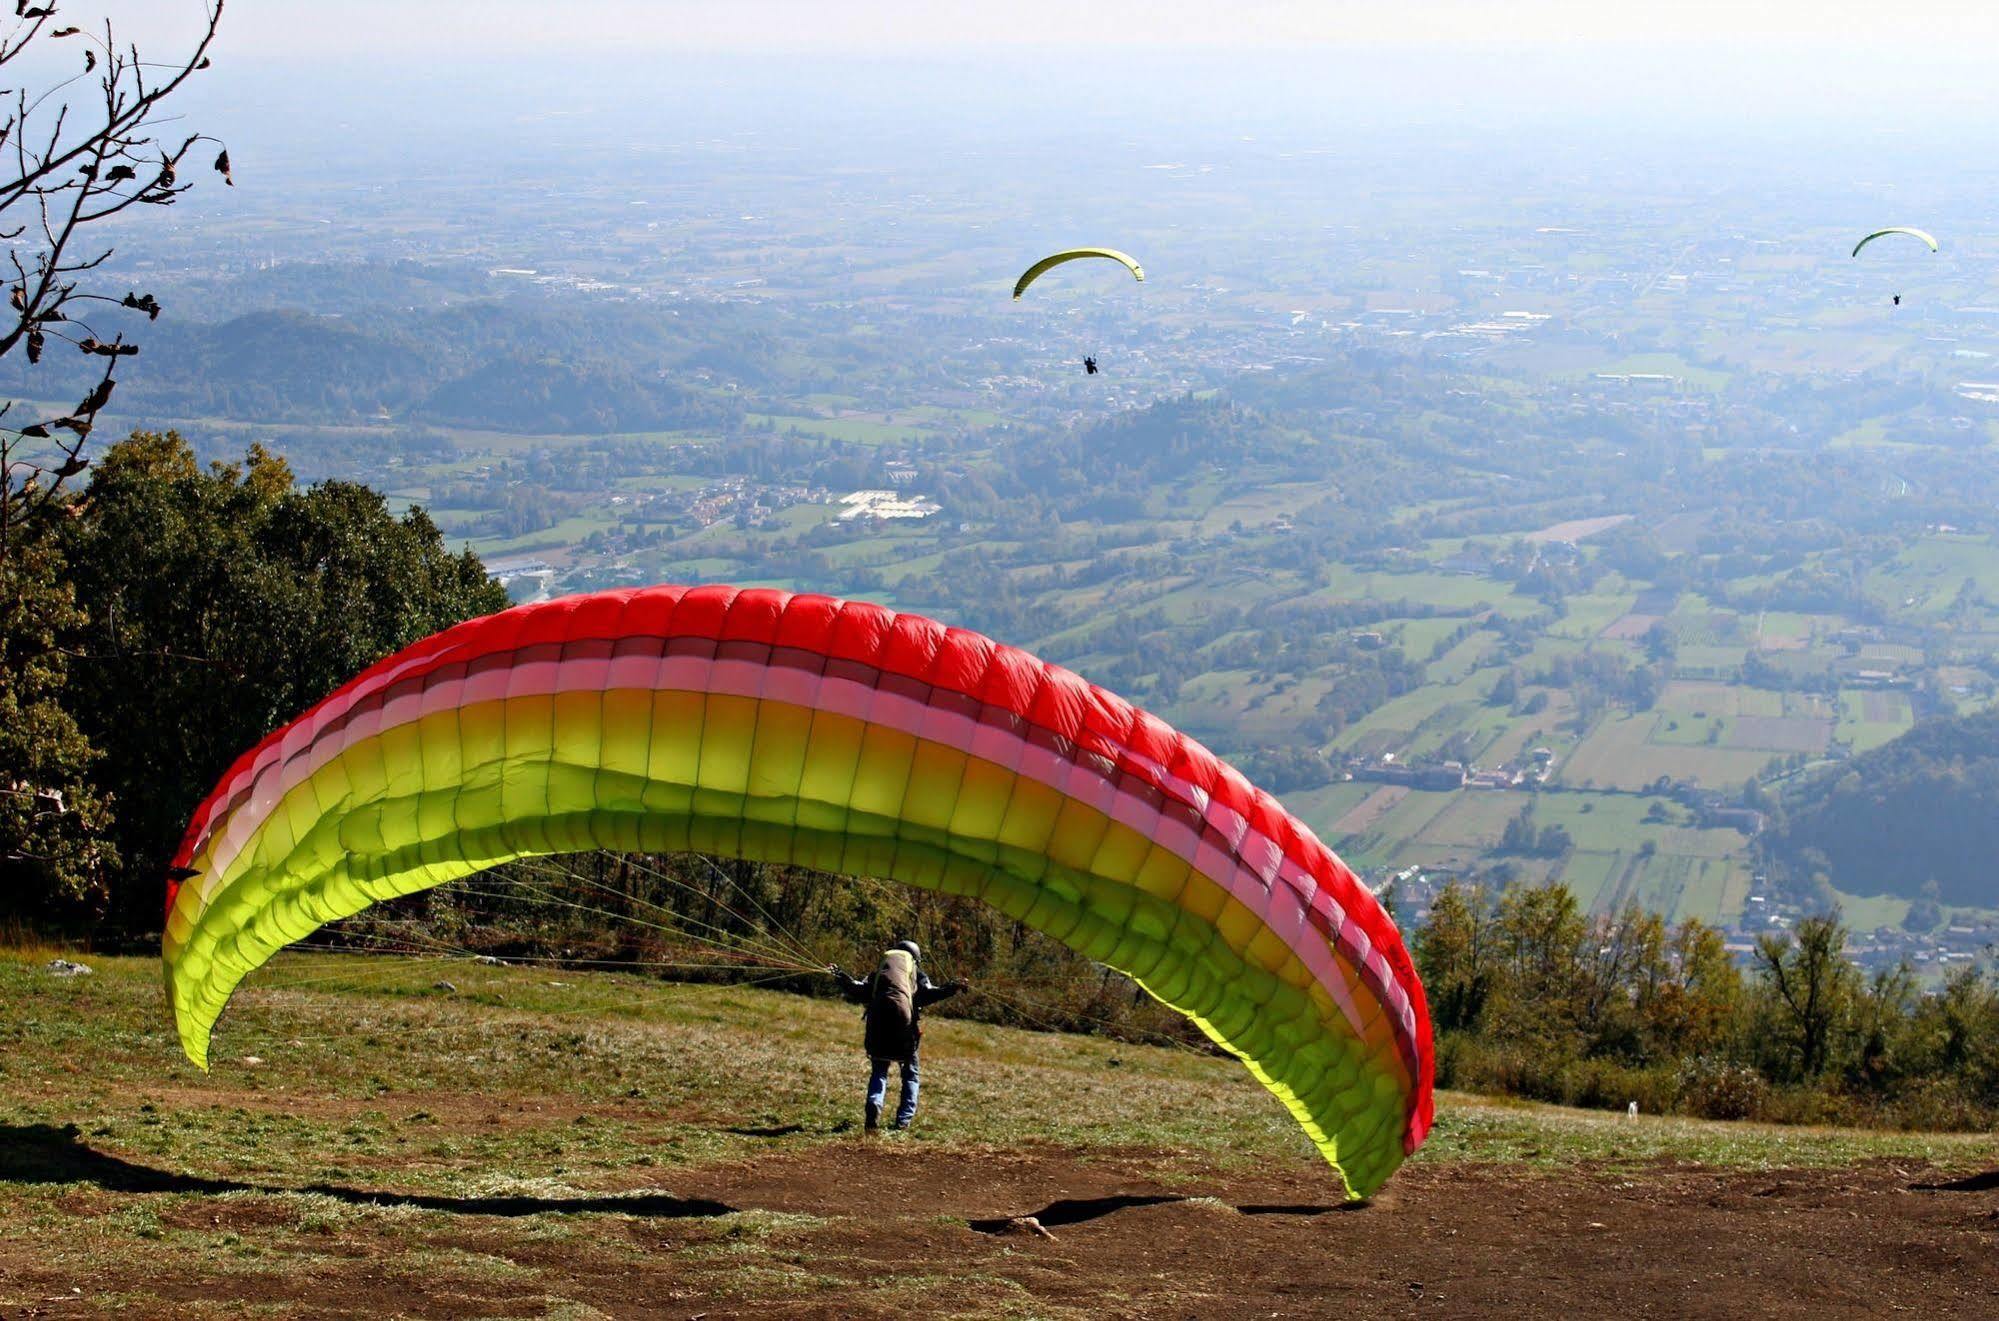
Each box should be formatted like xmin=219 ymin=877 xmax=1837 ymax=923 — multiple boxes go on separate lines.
xmin=1774 ymin=709 xmax=1999 ymax=906
xmin=0 ymin=302 xmax=763 ymax=435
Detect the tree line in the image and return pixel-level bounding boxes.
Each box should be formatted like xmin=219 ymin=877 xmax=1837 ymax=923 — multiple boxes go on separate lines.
xmin=1417 ymin=880 xmax=1999 ymax=1129
xmin=2 ymin=433 xmax=505 ymax=932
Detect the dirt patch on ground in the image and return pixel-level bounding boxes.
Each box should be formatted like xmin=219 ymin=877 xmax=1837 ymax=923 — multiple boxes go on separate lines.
xmin=6 ymin=1140 xmax=1999 ymax=1318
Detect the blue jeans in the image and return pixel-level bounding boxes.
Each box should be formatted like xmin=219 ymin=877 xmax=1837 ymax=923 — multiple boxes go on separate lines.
xmin=867 ymin=1052 xmax=920 ymax=1128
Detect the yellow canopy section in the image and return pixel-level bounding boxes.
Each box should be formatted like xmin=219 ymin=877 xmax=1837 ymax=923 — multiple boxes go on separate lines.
xmin=1852 ymin=227 xmax=1939 ymax=258
xmin=1013 ymin=248 xmax=1146 ymax=300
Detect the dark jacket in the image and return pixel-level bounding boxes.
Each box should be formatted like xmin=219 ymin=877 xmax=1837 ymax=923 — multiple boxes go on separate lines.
xmin=838 ymin=964 xmax=962 ymax=1062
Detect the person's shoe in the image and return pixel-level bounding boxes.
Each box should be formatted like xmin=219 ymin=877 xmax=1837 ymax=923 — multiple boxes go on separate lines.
xmin=889 ymin=1119 xmax=911 ymax=1132
xmin=864 ymin=1106 xmax=881 ymax=1134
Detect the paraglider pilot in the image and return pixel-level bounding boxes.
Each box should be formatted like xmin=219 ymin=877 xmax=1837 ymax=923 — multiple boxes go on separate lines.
xmin=828 ymin=941 xmax=966 ymax=1132
xmin=1083 ymin=355 xmax=1099 ymax=375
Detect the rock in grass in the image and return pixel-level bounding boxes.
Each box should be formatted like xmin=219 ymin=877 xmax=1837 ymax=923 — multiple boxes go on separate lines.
xmin=47 ymin=959 xmax=93 ymax=978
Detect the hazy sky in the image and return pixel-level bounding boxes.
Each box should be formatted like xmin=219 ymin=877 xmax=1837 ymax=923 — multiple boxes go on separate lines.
xmin=94 ymin=0 xmax=1999 ymax=169
xmin=118 ymin=0 xmax=1999 ymax=56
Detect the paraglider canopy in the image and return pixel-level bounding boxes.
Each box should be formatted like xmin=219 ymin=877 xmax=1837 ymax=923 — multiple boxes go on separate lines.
xmin=1851 ymin=227 xmax=1940 ymax=258
xmin=1013 ymin=247 xmax=1145 ymax=300
xmin=160 ymin=584 xmax=1433 ymax=1199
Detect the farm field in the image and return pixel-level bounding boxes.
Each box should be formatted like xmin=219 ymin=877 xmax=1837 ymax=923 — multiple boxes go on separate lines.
xmin=1561 ymin=714 xmax=1773 ymax=792
xmin=145 ymin=367 xmax=1999 ymax=956
xmin=1313 ymin=784 xmax=1760 ymax=925
xmin=7 ymin=952 xmax=1999 ymax=1319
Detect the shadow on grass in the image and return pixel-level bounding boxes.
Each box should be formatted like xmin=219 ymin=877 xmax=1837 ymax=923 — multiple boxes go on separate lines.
xmin=725 ymin=1123 xmax=807 ymax=1139
xmin=0 ymin=1123 xmax=737 ymax=1218
xmin=968 ymin=1193 xmax=1356 ymax=1232
xmin=1240 ymin=1202 xmax=1362 ymax=1216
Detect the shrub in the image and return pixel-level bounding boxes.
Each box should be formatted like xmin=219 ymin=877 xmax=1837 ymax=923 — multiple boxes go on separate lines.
xmin=1676 ymin=1057 xmax=1769 ymax=1121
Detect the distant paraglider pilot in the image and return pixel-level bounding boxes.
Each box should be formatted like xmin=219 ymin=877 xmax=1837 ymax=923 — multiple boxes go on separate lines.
xmin=828 ymin=941 xmax=966 ymax=1133
xmin=1852 ymin=229 xmax=1936 ymax=312
xmin=1083 ymin=355 xmax=1099 ymax=375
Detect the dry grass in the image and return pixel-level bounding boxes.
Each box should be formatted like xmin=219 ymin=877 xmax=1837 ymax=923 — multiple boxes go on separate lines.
xmin=5 ymin=951 xmax=1997 ymax=1316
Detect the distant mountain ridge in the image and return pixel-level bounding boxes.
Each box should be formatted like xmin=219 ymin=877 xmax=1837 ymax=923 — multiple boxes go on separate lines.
xmin=0 ymin=300 xmax=756 ymax=435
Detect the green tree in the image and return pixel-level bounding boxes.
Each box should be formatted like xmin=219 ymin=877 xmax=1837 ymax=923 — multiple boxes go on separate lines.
xmin=1917 ymin=967 xmax=1999 ymax=1097
xmin=59 ymin=432 xmax=507 ymax=928
xmin=0 ymin=6 xmax=226 ymax=927
xmin=1578 ymin=902 xmax=1666 ymax=1056
xmin=1414 ymin=882 xmax=1498 ymax=1033
xmin=1753 ymin=914 xmax=1857 ymax=1080
xmin=1489 ymin=882 xmax=1588 ymax=1044
xmin=0 ymin=535 xmax=115 ymax=920
xmin=1642 ymin=919 xmax=1741 ymax=1059
xmin=1849 ymin=963 xmax=1918 ymax=1094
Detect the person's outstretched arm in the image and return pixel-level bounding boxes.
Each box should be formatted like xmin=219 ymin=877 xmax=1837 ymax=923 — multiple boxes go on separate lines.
xmin=914 ymin=973 xmax=968 ymax=1007
xmin=829 ymin=965 xmax=872 ymax=1004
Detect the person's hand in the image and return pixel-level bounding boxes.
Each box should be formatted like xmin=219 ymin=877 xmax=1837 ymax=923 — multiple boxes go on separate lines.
xmin=826 ymin=963 xmax=844 ymax=978
xmin=950 ymin=979 xmax=969 ymax=993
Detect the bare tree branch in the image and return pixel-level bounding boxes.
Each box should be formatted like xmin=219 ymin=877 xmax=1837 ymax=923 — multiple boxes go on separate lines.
xmin=0 ymin=1 xmax=226 ymax=573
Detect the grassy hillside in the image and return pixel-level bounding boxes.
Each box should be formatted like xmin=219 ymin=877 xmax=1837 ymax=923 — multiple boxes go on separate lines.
xmin=6 ymin=950 xmax=1997 ymax=1317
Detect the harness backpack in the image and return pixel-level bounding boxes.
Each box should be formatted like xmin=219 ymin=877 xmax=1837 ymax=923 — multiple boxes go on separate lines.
xmin=864 ymin=948 xmax=919 ymax=1061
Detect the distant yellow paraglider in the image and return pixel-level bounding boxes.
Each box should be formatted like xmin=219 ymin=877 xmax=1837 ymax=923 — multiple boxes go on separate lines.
xmin=1012 ymin=248 xmax=1145 ymax=300
xmin=1851 ymin=227 xmax=1939 ymax=259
